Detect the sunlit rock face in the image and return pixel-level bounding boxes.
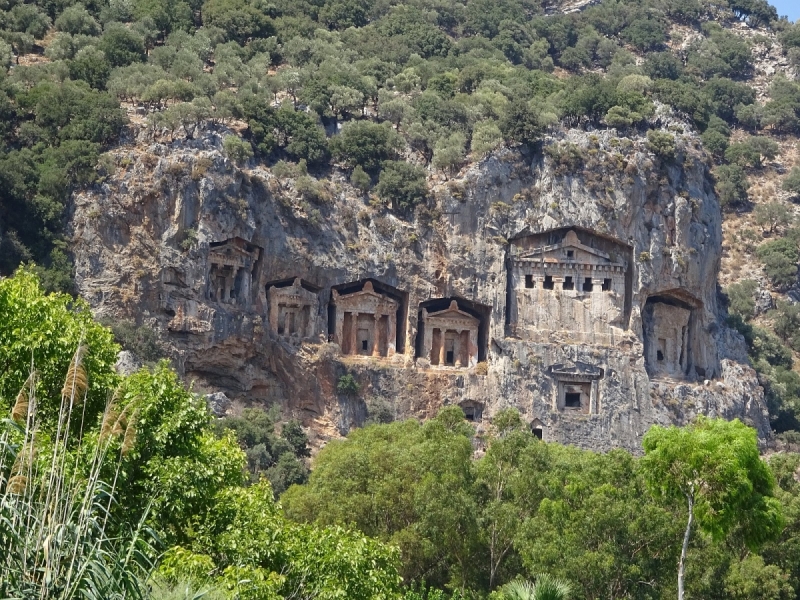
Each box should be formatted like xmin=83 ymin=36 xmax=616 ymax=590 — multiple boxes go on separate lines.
xmin=71 ymin=127 xmax=770 ymax=452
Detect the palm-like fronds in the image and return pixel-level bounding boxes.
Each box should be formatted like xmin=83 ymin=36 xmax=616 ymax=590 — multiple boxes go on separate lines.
xmin=501 ymin=574 xmax=572 ymax=600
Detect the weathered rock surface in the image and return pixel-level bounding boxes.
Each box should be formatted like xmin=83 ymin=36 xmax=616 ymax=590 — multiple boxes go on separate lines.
xmin=70 ymin=125 xmax=770 ymax=451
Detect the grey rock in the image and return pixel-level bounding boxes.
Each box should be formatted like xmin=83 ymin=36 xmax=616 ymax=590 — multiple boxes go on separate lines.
xmin=115 ymin=350 xmax=141 ymax=376
xmin=206 ymin=392 xmax=231 ymax=417
xmin=70 ymin=125 xmax=772 ymax=452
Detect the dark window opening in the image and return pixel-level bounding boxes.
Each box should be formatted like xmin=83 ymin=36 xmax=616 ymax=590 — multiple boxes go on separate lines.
xmin=566 ymin=250 xmax=574 ymax=258
xmin=362 ymin=339 xmax=369 ymax=351
xmin=565 ymin=393 xmax=581 ymax=408
xmin=446 ymin=350 xmax=454 ymax=365
xmin=463 ymin=406 xmax=475 ymax=421
xmin=563 ymin=276 xmax=574 ymax=291
xmin=657 ymin=350 xmax=664 ymax=361
xmin=543 ymin=275 xmax=554 ymax=290
xmin=602 ymin=278 xmax=612 ymax=291
xmin=583 ymin=277 xmax=593 ymax=292
xmin=532 ymin=428 xmax=543 ymax=440
xmin=525 ymin=274 xmax=534 ymax=288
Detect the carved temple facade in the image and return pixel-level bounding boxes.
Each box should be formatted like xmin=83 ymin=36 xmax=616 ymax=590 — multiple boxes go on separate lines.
xmin=508 ymin=229 xmax=631 ymax=345
xmin=332 ymin=281 xmax=399 ymax=358
xmin=267 ymin=278 xmax=320 ymax=339
xmin=420 ymin=300 xmax=480 ymax=368
xmin=207 ymin=238 xmax=261 ymax=307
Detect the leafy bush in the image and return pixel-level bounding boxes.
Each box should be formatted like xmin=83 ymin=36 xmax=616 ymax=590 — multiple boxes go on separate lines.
xmin=223 ymin=134 xmax=254 ymax=164
xmin=757 ymin=238 xmax=799 ymax=289
xmin=726 ymin=279 xmax=758 ymax=320
xmin=105 ymin=319 xmax=164 ymax=363
xmin=714 ymin=164 xmax=750 ymax=208
xmin=337 ymin=373 xmax=360 ymax=395
xmin=646 ymin=130 xmax=676 ymax=160
xmin=783 ymin=166 xmax=800 ymax=198
xmin=376 ymin=160 xmax=428 ymax=211
xmin=331 ymin=120 xmax=401 ymax=174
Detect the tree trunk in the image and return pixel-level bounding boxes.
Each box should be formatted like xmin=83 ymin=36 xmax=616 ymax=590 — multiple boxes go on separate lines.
xmin=678 ymin=488 xmax=694 ymax=600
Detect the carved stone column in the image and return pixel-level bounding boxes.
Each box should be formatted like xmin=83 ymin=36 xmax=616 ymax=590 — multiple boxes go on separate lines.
xmin=467 ymin=328 xmax=478 ymax=368
xmin=454 ymin=330 xmax=463 ymax=368
xmin=348 ymin=312 xmax=359 ymax=355
xmin=421 ymin=309 xmax=432 ymax=361
xmin=439 ymin=330 xmax=447 ymax=366
xmin=372 ymin=313 xmax=382 ymax=357
xmin=387 ymin=310 xmax=396 ymax=356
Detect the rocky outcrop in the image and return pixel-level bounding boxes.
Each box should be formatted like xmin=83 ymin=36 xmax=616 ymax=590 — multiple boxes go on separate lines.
xmin=70 ymin=123 xmax=770 ymax=452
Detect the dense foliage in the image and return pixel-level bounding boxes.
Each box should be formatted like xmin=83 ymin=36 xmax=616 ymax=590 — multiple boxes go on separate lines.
xmin=0 ymin=0 xmax=796 ymax=291
xmin=283 ymin=408 xmax=800 ymax=599
xmin=0 ymin=269 xmax=402 ymax=599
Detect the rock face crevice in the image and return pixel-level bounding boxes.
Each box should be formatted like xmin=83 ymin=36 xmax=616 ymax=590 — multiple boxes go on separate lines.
xmin=70 ymin=126 xmax=770 ymax=451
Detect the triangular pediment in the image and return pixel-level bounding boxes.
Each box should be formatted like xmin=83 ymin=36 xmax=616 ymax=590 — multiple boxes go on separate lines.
xmin=426 ymin=300 xmax=480 ymax=325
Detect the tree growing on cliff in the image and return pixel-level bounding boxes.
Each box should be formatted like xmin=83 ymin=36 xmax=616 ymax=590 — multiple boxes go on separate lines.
xmin=640 ymin=417 xmax=783 ymax=600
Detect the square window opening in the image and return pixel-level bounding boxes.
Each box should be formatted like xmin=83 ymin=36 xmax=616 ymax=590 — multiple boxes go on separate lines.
xmin=602 ymin=278 xmax=612 ymax=291
xmin=532 ymin=428 xmax=543 ymax=440
xmin=563 ymin=276 xmax=574 ymax=291
xmin=446 ymin=350 xmax=454 ymax=365
xmin=565 ymin=393 xmax=581 ymax=408
xmin=362 ymin=339 xmax=369 ymax=351
xmin=525 ymin=274 xmax=534 ymax=288
xmin=583 ymin=277 xmax=593 ymax=292
xmin=543 ymin=275 xmax=554 ymax=290
xmin=566 ymin=250 xmax=574 ymax=258
xmin=463 ymin=407 xmax=475 ymax=421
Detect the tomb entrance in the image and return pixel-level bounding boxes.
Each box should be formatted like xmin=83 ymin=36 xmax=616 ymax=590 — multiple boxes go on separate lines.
xmin=266 ymin=278 xmax=321 ymax=339
xmin=331 ymin=281 xmax=402 ymax=358
xmin=643 ymin=292 xmax=699 ymax=379
xmin=207 ymin=238 xmax=261 ymax=307
xmin=549 ymin=363 xmax=604 ymax=414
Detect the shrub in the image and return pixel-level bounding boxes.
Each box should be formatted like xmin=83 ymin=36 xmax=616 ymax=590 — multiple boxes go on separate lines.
xmin=330 ymin=121 xmax=401 ymax=174
xmin=714 ymin=164 xmax=750 ymax=207
xmin=646 ymin=130 xmax=676 ymax=160
xmin=375 ymin=160 xmax=428 ymax=211
xmin=223 ymin=135 xmax=254 ymax=165
xmin=783 ymin=166 xmax=800 ymax=198
xmin=756 ymin=238 xmax=799 ymax=289
xmin=725 ymin=137 xmax=779 ymax=169
xmin=726 ymin=279 xmax=758 ymax=320
xmin=350 ymin=165 xmax=371 ymax=192
xmin=337 ymin=373 xmax=360 ymax=395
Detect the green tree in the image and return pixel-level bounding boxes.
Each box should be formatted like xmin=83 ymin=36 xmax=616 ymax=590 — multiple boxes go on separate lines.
xmin=757 ymin=238 xmax=799 ymax=289
xmin=0 ymin=268 xmax=119 ymax=429
xmin=715 ymin=164 xmax=750 ymax=208
xmin=376 ymin=160 xmax=428 ymax=211
xmin=641 ymin=417 xmax=783 ymax=600
xmin=726 ymin=279 xmax=758 ymax=320
xmin=783 ymin=166 xmax=800 ymax=198
xmin=223 ymin=134 xmax=254 ymax=164
xmin=646 ymin=130 xmax=676 ymax=160
xmin=754 ymin=202 xmax=793 ymax=235
xmin=98 ymin=23 xmax=146 ymax=67
xmin=331 ymin=120 xmax=401 ymax=174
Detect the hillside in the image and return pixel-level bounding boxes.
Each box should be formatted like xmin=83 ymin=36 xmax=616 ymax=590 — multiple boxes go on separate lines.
xmin=0 ymin=0 xmax=799 ymax=449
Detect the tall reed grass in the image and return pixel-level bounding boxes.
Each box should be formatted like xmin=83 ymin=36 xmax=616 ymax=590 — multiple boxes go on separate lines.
xmin=0 ymin=344 xmax=157 ymax=599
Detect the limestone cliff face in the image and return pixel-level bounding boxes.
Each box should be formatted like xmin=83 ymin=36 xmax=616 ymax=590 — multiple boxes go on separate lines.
xmin=70 ymin=122 xmax=770 ymax=451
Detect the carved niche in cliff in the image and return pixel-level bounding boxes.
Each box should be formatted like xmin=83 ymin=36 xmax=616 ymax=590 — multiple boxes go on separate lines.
xmin=548 ymin=362 xmax=604 ymax=414
xmin=415 ymin=297 xmax=490 ymax=367
xmin=207 ymin=238 xmax=262 ymax=307
xmin=643 ymin=291 xmax=701 ymax=380
xmin=266 ymin=278 xmax=320 ymax=339
xmin=507 ymin=228 xmax=632 ymax=345
xmin=330 ymin=280 xmax=404 ymax=358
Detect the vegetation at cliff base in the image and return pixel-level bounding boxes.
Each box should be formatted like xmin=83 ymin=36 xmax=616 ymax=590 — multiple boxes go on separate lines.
xmin=4 ymin=268 xmax=800 ymax=599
